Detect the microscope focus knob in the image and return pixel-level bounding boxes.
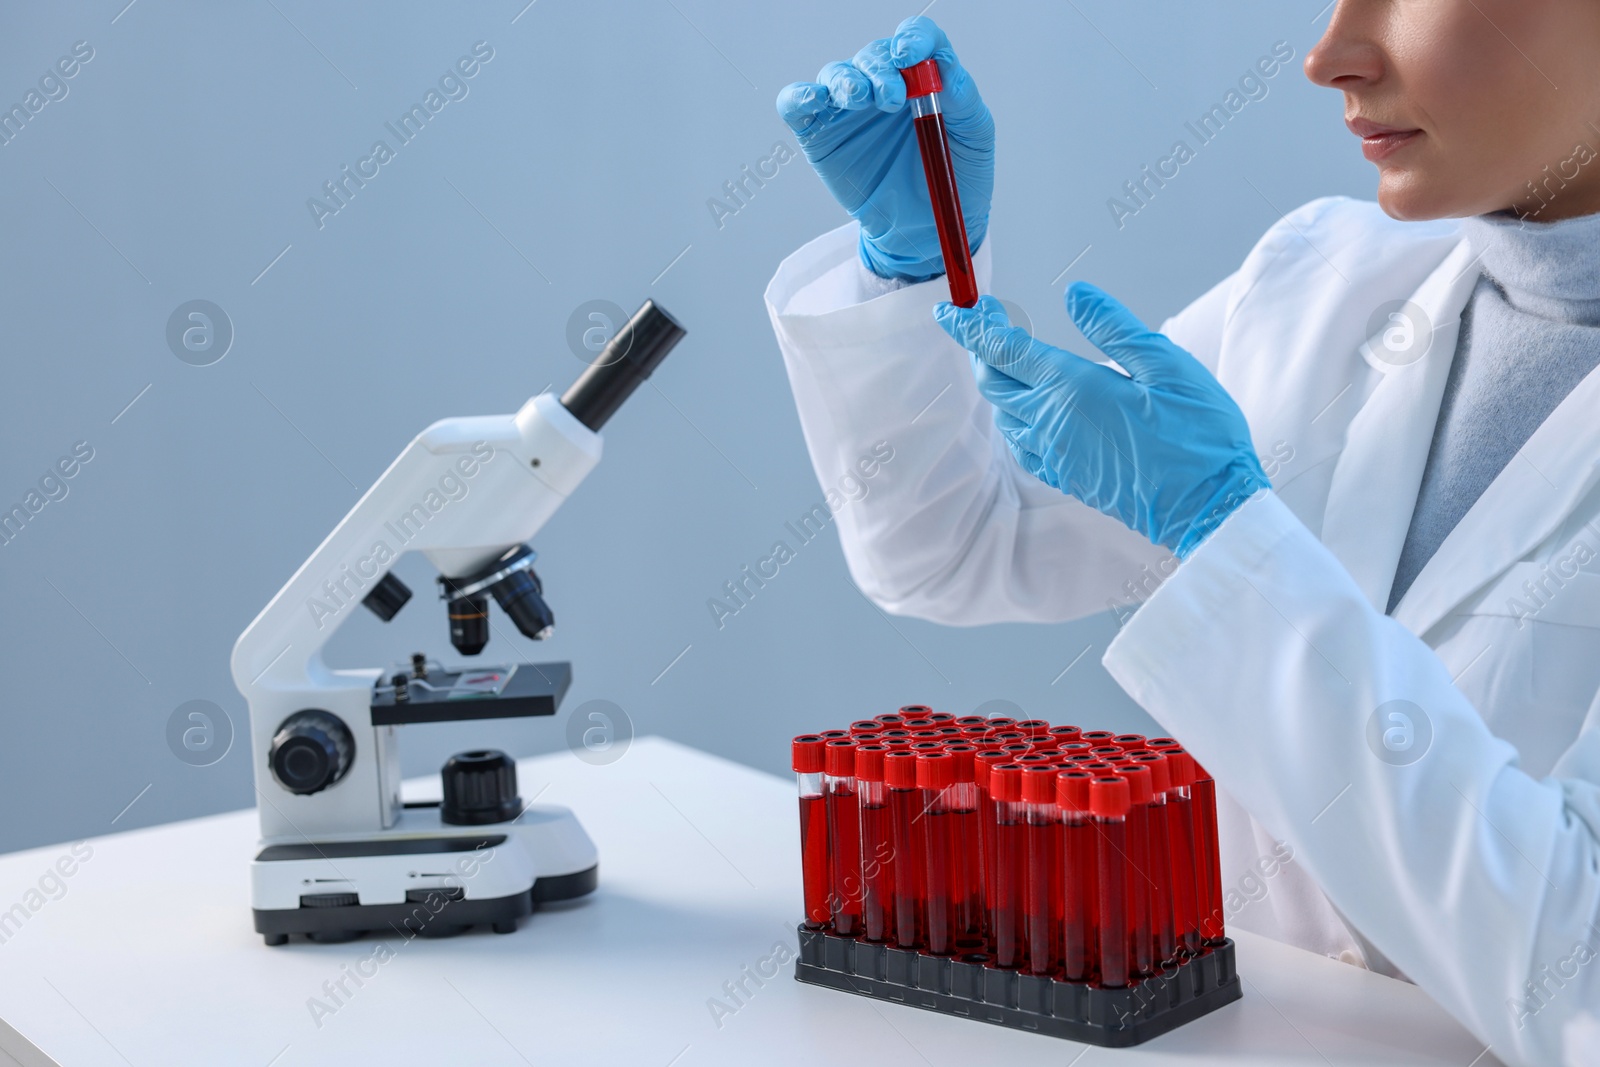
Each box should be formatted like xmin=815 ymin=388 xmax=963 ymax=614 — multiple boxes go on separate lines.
xmin=440 ymin=750 xmax=522 ymax=825
xmin=269 ymin=710 xmax=355 ymax=796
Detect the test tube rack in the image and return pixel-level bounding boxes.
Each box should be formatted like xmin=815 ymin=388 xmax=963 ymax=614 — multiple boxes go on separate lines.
xmin=790 ymin=710 xmax=1242 ymax=1047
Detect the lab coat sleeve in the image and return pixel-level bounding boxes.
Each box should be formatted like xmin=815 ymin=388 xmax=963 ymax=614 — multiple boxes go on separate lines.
xmin=1103 ymin=489 xmax=1600 ymax=1067
xmin=764 ymin=222 xmax=1233 ymax=626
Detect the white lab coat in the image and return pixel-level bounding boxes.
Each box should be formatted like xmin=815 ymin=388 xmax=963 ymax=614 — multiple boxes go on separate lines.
xmin=765 ymin=197 xmax=1600 ymax=1066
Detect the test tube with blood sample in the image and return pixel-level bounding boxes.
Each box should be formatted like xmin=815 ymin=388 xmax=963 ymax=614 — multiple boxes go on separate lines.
xmin=988 ymin=764 xmax=1027 ymax=969
xmin=1021 ymin=764 xmax=1063 ymax=976
xmin=1056 ymin=769 xmax=1097 ymax=982
xmin=793 ymin=735 xmax=830 ymax=928
xmin=885 ymin=751 xmax=925 ymax=950
xmin=1113 ymin=764 xmax=1156 ymax=978
xmin=855 ymin=743 xmax=895 ymax=942
xmin=897 ymin=58 xmax=979 ymax=308
xmin=824 ymin=739 xmax=862 ymax=937
xmin=1090 ymin=775 xmax=1133 ymax=988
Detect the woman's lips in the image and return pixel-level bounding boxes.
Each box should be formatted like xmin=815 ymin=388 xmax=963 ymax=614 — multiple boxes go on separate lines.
xmin=1347 ymin=117 xmax=1423 ymax=163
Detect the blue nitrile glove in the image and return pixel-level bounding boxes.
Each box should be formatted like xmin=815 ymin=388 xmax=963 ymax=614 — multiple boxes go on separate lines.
xmin=935 ymin=287 xmax=1269 ymax=559
xmin=775 ymin=15 xmax=994 ymax=283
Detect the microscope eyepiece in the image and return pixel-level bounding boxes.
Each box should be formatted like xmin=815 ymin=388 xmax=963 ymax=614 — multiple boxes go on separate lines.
xmin=559 ymin=300 xmax=685 ymax=432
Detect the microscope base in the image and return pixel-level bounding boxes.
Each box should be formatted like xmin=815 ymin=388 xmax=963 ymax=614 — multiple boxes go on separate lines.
xmin=252 ymin=865 xmax=597 ymax=945
xmin=249 ymin=803 xmax=599 ymax=946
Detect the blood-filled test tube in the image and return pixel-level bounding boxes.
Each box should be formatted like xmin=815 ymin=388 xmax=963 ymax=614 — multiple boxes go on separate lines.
xmin=1160 ymin=749 xmax=1202 ymax=955
xmin=1020 ymin=764 xmax=1062 ymax=977
xmin=1014 ymin=719 xmax=1051 ymax=738
xmin=975 ymin=749 xmax=1010 ymax=931
xmin=793 ymin=735 xmax=831 ymax=928
xmin=988 ymin=764 xmax=1027 ymax=969
xmin=1112 ymin=734 xmax=1146 ymax=752
xmin=1056 ymin=770 xmax=1098 ymax=982
xmin=850 ymin=720 xmax=886 ymax=738
xmin=897 ymin=59 xmax=979 ymax=308
xmin=823 ymin=739 xmax=862 ymax=937
xmin=1113 ymin=764 xmax=1156 ymax=978
xmin=855 ymin=744 xmax=895 ymax=942
xmin=1048 ymin=725 xmax=1083 ymax=747
xmin=885 ymin=751 xmax=925 ymax=950
xmin=1131 ymin=753 xmax=1177 ymax=965
xmin=943 ymin=745 xmax=986 ymax=952
xmin=917 ymin=751 xmax=958 ymax=955
xmin=1192 ymin=756 xmax=1226 ymax=945
xmin=1090 ymin=775 xmax=1132 ymax=988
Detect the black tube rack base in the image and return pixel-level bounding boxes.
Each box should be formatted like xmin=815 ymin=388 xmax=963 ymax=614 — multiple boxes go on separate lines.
xmin=795 ymin=926 xmax=1241 ymax=1047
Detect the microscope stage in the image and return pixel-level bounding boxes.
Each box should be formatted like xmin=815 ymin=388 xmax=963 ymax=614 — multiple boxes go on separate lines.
xmin=370 ymin=661 xmax=572 ymax=726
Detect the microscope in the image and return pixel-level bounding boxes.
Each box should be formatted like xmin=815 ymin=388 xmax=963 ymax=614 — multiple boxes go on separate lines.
xmin=230 ymin=301 xmax=684 ymax=945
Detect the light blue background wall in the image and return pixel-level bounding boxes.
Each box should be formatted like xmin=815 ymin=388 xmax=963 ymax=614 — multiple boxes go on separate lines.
xmin=0 ymin=0 xmax=1370 ymax=853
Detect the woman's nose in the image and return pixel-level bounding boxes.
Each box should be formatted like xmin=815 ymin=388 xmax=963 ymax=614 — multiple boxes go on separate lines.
xmin=1304 ymin=3 xmax=1386 ymax=89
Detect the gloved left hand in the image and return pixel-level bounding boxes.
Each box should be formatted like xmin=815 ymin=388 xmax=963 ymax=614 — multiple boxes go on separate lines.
xmin=934 ymin=286 xmax=1269 ymax=559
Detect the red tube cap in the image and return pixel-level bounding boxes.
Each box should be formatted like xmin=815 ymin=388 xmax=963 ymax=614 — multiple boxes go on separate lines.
xmin=1015 ymin=719 xmax=1050 ymax=738
xmin=1080 ymin=730 xmax=1116 ymax=745
xmin=991 ymin=763 xmax=1022 ymax=803
xmin=1021 ymin=764 xmax=1058 ymax=804
xmin=1090 ymin=775 xmax=1131 ymax=819
xmin=1058 ymin=742 xmax=1092 ymax=757
xmin=899 ymin=58 xmax=942 ymax=98
xmin=899 ymin=705 xmax=933 ymax=718
xmin=792 ymin=735 xmax=825 ymax=774
xmin=855 ymin=743 xmax=888 ymax=783
xmin=1146 ymin=737 xmax=1180 ymax=750
xmin=1132 ymin=752 xmax=1171 ymax=793
xmin=823 ymin=738 xmax=857 ymax=777
xmin=850 ymin=720 xmax=885 ymax=736
xmin=926 ymin=712 xmax=956 ymax=724
xmin=1163 ymin=748 xmax=1196 ymax=787
xmin=885 ymin=751 xmax=919 ymax=789
xmin=1079 ymin=760 xmax=1115 ymax=773
xmin=1057 ymin=770 xmax=1093 ymax=813
xmin=986 ymin=717 xmax=1017 ymax=730
xmin=881 ymin=737 xmax=912 ymax=751
xmin=1115 ymin=764 xmax=1153 ymax=805
xmin=1048 ymin=725 xmax=1083 ymax=744
xmin=955 ymin=716 xmax=988 ymax=727
xmin=943 ymin=743 xmax=976 ymax=783
xmin=973 ymin=750 xmax=1008 ymax=789
xmin=1113 ymin=734 xmax=1146 ymax=751
xmin=916 ymin=751 xmax=954 ymax=790
xmin=874 ymin=713 xmax=906 ymax=725
xmin=999 ymin=743 xmax=1032 ymax=755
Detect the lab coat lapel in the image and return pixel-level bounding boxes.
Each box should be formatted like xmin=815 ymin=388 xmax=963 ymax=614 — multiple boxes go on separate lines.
xmin=1393 ymin=356 xmax=1600 ymax=636
xmin=1317 ymin=239 xmax=1481 ymax=612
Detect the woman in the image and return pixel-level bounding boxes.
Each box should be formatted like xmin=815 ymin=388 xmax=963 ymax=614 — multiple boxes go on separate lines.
xmin=765 ymin=6 xmax=1600 ymax=1064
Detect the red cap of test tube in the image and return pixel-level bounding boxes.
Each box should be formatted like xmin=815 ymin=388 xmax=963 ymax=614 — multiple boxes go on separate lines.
xmin=1080 ymin=730 xmax=1116 ymax=745
xmin=855 ymin=743 xmax=888 ymax=783
xmin=1113 ymin=734 xmax=1146 ymax=751
xmin=884 ymin=750 xmax=919 ymax=789
xmin=899 ymin=58 xmax=942 ymax=99
xmin=916 ymin=751 xmax=955 ymax=790
xmin=1015 ymin=720 xmax=1051 ymax=738
xmin=1057 ymin=769 xmax=1093 ymax=813
xmin=990 ymin=763 xmax=1022 ymax=803
xmin=851 ymin=720 xmax=885 ymax=737
xmin=1145 ymin=737 xmax=1181 ymax=751
xmin=792 ymin=735 xmax=826 ymax=773
xmin=1162 ymin=748 xmax=1196 ymax=787
xmin=1058 ymin=742 xmax=1093 ymax=759
xmin=1021 ymin=764 xmax=1059 ymax=804
xmin=955 ymin=716 xmax=988 ymax=728
xmin=824 ymin=739 xmax=857 ymax=777
xmin=1090 ymin=775 xmax=1131 ymax=819
xmin=899 ymin=705 xmax=934 ymax=718
xmin=944 ymin=743 xmax=976 ymax=783
xmin=1049 ymin=725 xmax=1084 ymax=745
xmin=974 ymin=750 xmax=1009 ymax=789
xmin=1132 ymin=751 xmax=1171 ymax=793
xmin=1115 ymin=764 xmax=1154 ymax=805
xmin=926 ymin=712 xmax=956 ymax=724
xmin=986 ymin=717 xmax=1017 ymax=730
xmin=874 ymin=713 xmax=906 ymax=725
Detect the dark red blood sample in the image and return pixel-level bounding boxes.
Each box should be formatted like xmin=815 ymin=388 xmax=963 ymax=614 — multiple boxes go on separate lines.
xmin=909 ymin=110 xmax=978 ymax=308
xmin=1021 ymin=765 xmax=1061 ymax=976
xmin=1115 ymin=765 xmax=1155 ymax=978
xmin=1057 ymin=771 xmax=1097 ymax=982
xmin=1091 ymin=775 xmax=1132 ymax=988
xmin=825 ymin=740 xmax=862 ymax=937
xmin=886 ymin=752 xmax=925 ymax=950
xmin=1161 ymin=750 xmax=1202 ymax=954
xmin=794 ymin=735 xmax=830 ymax=928
xmin=800 ymin=793 xmax=830 ymax=927
xmin=989 ymin=765 xmax=1027 ymax=969
xmin=860 ymin=798 xmax=895 ymax=941
xmin=1193 ymin=764 xmax=1226 ymax=944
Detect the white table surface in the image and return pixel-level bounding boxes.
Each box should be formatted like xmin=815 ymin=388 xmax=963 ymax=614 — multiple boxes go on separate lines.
xmin=0 ymin=737 xmax=1499 ymax=1067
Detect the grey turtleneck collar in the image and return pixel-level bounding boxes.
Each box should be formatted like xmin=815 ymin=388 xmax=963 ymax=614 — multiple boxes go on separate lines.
xmin=1388 ymin=209 xmax=1600 ymax=613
